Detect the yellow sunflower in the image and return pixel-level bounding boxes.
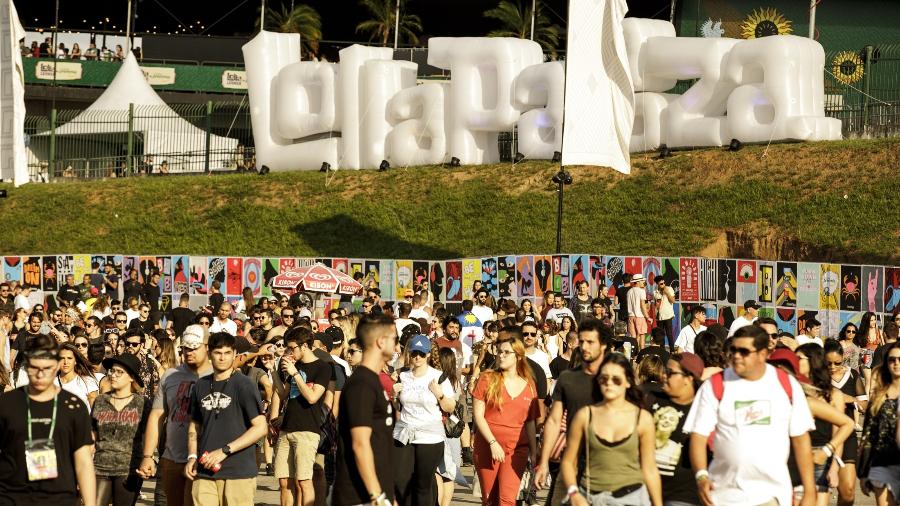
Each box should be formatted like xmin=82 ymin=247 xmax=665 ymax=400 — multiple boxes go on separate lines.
xmin=741 ymin=7 xmax=793 ymax=39
xmin=831 ymin=51 xmax=865 ymax=85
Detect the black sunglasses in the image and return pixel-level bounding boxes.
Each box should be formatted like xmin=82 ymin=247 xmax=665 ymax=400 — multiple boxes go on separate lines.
xmin=729 ymin=345 xmax=758 ymax=357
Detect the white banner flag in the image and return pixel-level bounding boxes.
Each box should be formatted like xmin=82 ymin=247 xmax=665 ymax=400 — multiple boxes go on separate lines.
xmin=0 ymin=0 xmax=28 ymax=186
xmin=561 ymin=0 xmax=634 ymax=174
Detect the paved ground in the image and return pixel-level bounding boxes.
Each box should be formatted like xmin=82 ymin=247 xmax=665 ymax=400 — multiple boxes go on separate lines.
xmin=137 ymin=464 xmax=878 ymax=505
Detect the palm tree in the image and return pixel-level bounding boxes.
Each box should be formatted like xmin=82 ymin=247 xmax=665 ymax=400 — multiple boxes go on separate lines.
xmin=484 ymin=0 xmax=562 ymax=56
xmin=356 ymin=0 xmax=423 ymax=46
xmin=257 ymin=3 xmax=323 ymax=57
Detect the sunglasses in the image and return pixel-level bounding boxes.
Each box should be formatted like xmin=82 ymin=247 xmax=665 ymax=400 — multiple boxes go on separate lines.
xmin=282 ymin=314 xmax=295 ymax=318
xmin=126 ymin=341 xmax=142 ymax=348
xmin=275 ymin=342 xmax=285 ymax=348
xmin=729 ymin=345 xmax=758 ymax=357
xmin=888 ymin=357 xmax=900 ymax=365
xmin=116 ymin=319 xmax=127 ymax=323
xmin=846 ymin=330 xmax=857 ymax=334
xmin=75 ymin=342 xmax=88 ymax=348
xmin=522 ymin=332 xmax=537 ymax=337
xmin=410 ymin=351 xmax=427 ymax=358
xmin=665 ymin=368 xmax=688 ymax=377
xmin=599 ymin=374 xmax=624 ymax=386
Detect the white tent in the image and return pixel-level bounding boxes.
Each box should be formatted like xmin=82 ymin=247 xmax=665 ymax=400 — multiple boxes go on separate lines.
xmin=0 ymin=0 xmax=28 ymax=186
xmin=34 ymin=53 xmax=239 ymax=173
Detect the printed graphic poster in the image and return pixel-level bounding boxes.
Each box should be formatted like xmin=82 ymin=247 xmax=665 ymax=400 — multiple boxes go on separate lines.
xmin=796 ymin=263 xmax=820 ymax=309
xmin=332 ymin=258 xmax=349 ymax=274
xmin=280 ymin=258 xmax=296 ymax=274
xmin=701 ymin=304 xmax=718 ymax=326
xmin=604 ymin=256 xmax=625 ymax=297
xmin=3 ymin=257 xmax=21 ymax=282
xmin=395 ymin=260 xmax=413 ymax=299
xmin=819 ymin=310 xmax=841 ymax=337
xmin=262 ymin=259 xmax=279 ymax=296
xmin=840 ymin=265 xmax=862 ymax=311
xmin=624 ymin=257 xmax=642 ymax=279
xmin=839 ymin=311 xmax=864 ymax=332
xmin=796 ymin=310 xmax=818 ymax=335
xmin=226 ymin=258 xmax=243 ymax=296
xmin=73 ymin=255 xmax=91 ymax=282
xmin=497 ymin=256 xmax=515 ymax=298
xmin=775 ymin=262 xmax=797 ymax=308
xmin=481 ymin=258 xmax=498 ymax=298
xmin=430 ymin=262 xmax=445 ymax=301
xmin=718 ymin=305 xmax=736 ymax=329
xmin=208 ymin=258 xmax=226 ymax=291
xmin=516 ymin=256 xmax=534 ymax=298
xmin=570 ymin=255 xmax=589 ymax=292
xmin=446 ymin=261 xmax=463 ymax=301
xmin=552 ymin=255 xmax=570 ymax=295
xmin=157 ymin=256 xmax=173 ymax=294
xmin=862 ymin=266 xmax=884 ymax=313
xmin=775 ymin=308 xmax=797 ymax=336
xmin=172 ymin=256 xmax=189 ymax=296
xmin=243 ymin=258 xmax=262 ymax=297
xmin=296 ymin=258 xmax=315 ymax=267
xmin=122 ymin=256 xmax=138 ymax=282
xmin=363 ymin=261 xmax=380 ymax=291
xmin=758 ymin=262 xmax=774 ymax=303
xmin=139 ymin=256 xmax=158 ymax=283
xmin=886 ymin=268 xmax=900 ymax=313
xmin=737 ymin=260 xmax=756 ymax=284
xmin=589 ymin=256 xmax=605 ymax=296
xmin=661 ymin=258 xmax=680 ymax=300
xmin=461 ymin=259 xmax=481 ymax=300
xmin=679 ymin=258 xmax=699 ymax=302
xmin=22 ymin=257 xmax=41 ymax=289
xmin=643 ymin=257 xmax=662 ymax=298
xmin=42 ymin=256 xmax=57 ymax=292
xmin=699 ymin=258 xmax=717 ymax=302
xmin=717 ymin=259 xmax=736 ymax=304
xmin=413 ymin=261 xmax=429 ymax=294
xmin=189 ymin=256 xmax=208 ymax=295
xmin=349 ymin=260 xmax=364 ymax=280
xmin=533 ymin=256 xmax=552 ymax=297
xmin=159 ymin=294 xmax=172 ymax=314
xmin=316 ymin=258 xmax=332 ymax=268
xmin=380 ymin=260 xmax=395 ymax=301
xmin=820 ymin=264 xmax=840 ymax=310
xmin=739 ymin=283 xmax=757 ymax=307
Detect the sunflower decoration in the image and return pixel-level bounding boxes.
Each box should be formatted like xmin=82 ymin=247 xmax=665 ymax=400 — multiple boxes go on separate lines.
xmin=831 ymin=51 xmax=865 ymax=85
xmin=741 ymin=7 xmax=793 ymax=39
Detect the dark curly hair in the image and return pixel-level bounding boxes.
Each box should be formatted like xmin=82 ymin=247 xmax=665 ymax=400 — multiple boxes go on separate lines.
xmin=694 ymin=331 xmax=726 ymax=369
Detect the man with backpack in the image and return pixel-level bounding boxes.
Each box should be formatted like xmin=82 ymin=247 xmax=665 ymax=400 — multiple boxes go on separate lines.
xmin=683 ymin=325 xmax=816 ymax=506
xmin=270 ymin=327 xmax=330 ymax=506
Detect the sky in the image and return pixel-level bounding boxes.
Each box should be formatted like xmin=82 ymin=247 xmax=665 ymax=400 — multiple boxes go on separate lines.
xmin=17 ymin=0 xmax=674 ymax=42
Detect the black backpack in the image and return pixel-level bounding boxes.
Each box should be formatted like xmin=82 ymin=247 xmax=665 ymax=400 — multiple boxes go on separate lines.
xmin=438 ymin=372 xmax=465 ymax=439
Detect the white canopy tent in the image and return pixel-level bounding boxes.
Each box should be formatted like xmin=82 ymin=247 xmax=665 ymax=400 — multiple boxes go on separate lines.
xmin=34 ymin=53 xmax=239 ymax=173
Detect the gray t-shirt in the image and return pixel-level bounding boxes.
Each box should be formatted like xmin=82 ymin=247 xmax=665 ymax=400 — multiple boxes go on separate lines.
xmin=153 ymin=364 xmax=212 ymax=462
xmin=92 ymin=394 xmax=149 ymax=475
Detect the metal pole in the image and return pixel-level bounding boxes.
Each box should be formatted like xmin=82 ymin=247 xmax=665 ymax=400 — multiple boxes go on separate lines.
xmin=126 ymin=103 xmax=134 ymax=175
xmin=555 ymin=178 xmax=564 ymax=253
xmin=261 ymin=0 xmax=266 ymax=31
xmin=530 ymin=0 xmax=536 ymax=40
xmin=669 ymin=0 xmax=677 ymax=24
xmin=808 ymin=0 xmax=816 ymax=38
xmin=205 ymin=101 xmax=213 ymax=173
xmin=49 ymin=108 xmax=57 ymax=179
xmin=125 ymin=0 xmax=133 ymax=53
xmin=394 ymin=0 xmax=401 ymax=49
xmin=862 ymin=45 xmax=873 ymax=133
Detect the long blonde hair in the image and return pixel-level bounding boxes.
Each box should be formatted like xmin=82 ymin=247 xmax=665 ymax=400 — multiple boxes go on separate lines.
xmin=483 ymin=337 xmax=535 ymax=410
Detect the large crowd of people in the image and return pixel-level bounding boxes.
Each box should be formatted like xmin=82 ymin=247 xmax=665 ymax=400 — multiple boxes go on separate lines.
xmin=20 ymin=37 xmax=139 ymax=61
xmin=0 ymin=264 xmax=898 ymax=506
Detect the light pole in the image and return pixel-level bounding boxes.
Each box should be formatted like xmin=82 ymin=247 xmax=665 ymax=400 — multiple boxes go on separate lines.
xmin=394 ymin=0 xmax=401 ymax=49
xmin=530 ymin=0 xmax=536 ymax=40
xmin=552 ymin=169 xmax=573 ymax=253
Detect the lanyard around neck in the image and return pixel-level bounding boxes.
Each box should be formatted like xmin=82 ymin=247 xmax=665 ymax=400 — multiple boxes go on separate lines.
xmin=25 ymin=391 xmax=58 ymax=444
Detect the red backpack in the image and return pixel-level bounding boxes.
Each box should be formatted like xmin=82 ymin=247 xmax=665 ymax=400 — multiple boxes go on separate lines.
xmin=706 ymin=368 xmax=794 ymax=451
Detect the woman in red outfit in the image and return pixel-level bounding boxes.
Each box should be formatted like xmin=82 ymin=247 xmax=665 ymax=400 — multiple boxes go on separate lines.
xmin=472 ymin=337 xmax=540 ymax=506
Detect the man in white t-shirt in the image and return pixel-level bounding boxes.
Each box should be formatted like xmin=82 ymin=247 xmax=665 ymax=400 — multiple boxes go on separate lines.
xmin=521 ymin=321 xmax=551 ymax=381
xmin=627 ymin=275 xmax=651 ymax=344
xmin=394 ymin=302 xmax=421 ymax=337
xmin=209 ymin=302 xmax=238 ymax=336
xmin=684 ymin=325 xmax=816 ymax=506
xmin=675 ymin=305 xmax=707 ymax=353
xmin=471 ymin=289 xmax=495 ymax=324
xmin=408 ymin=293 xmax=430 ymax=321
xmin=544 ymin=296 xmax=575 ymax=324
xmin=653 ymin=278 xmax=676 ymax=351
xmin=728 ymin=300 xmax=760 ymax=337
xmin=796 ymin=318 xmax=823 ymax=347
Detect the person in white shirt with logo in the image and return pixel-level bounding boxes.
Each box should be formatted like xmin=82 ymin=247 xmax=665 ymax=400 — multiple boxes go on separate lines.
xmin=728 ymin=300 xmax=760 ymax=337
xmin=684 ymin=325 xmax=816 ymax=506
xmin=471 ymin=289 xmax=495 ymax=325
xmin=796 ymin=318 xmax=823 ymax=347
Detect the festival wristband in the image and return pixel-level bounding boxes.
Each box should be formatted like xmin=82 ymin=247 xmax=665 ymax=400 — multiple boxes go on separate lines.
xmin=567 ymin=485 xmax=579 ymax=497
xmin=835 ymin=456 xmax=845 ymax=468
xmin=187 ymin=453 xmax=198 ymax=461
xmin=695 ymin=469 xmax=710 ymax=481
xmin=821 ymin=445 xmax=833 ymax=458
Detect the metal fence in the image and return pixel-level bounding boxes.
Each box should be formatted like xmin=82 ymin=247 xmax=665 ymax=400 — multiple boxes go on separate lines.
xmin=824 ymin=44 xmax=900 ymax=138
xmin=25 ymin=101 xmax=254 ymax=181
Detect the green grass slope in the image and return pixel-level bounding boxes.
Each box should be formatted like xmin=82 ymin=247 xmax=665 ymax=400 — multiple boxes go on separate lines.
xmin=2 ymin=138 xmax=898 ymax=264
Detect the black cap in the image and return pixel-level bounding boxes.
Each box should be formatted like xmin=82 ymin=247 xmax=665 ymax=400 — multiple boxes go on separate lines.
xmin=744 ymin=300 xmax=762 ymax=310
xmin=325 ymin=326 xmax=344 ymax=348
xmin=102 ymin=353 xmax=144 ymax=387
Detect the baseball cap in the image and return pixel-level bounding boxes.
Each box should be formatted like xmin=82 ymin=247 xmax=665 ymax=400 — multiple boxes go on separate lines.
xmin=409 ymin=334 xmax=432 ymax=354
xmin=325 ymin=326 xmax=344 ymax=348
xmin=744 ymin=300 xmax=762 ymax=310
xmin=675 ymin=352 xmax=705 ymax=380
xmin=181 ymin=324 xmax=208 ymax=350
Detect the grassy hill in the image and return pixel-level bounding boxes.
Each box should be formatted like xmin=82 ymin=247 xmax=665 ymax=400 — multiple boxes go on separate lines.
xmin=2 ymin=138 xmax=898 ymax=264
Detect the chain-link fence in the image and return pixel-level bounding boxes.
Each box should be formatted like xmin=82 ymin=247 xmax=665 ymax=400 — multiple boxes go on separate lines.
xmin=825 ymin=44 xmax=900 ymax=138
xmin=25 ymin=101 xmax=254 ymax=181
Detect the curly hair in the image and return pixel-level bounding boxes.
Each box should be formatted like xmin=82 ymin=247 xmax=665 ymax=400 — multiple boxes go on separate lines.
xmin=694 ymin=331 xmax=726 ymax=369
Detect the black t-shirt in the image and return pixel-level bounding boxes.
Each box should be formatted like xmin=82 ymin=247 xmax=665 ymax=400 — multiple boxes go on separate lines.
xmin=645 ymin=390 xmax=701 ymax=504
xmin=128 ymin=317 xmax=155 ymax=334
xmin=280 ymin=359 xmax=331 ymax=433
xmin=208 ymin=293 xmax=225 ymax=312
xmin=142 ymin=284 xmax=161 ymax=312
xmin=551 ymin=368 xmax=602 ymax=416
xmin=549 ymin=354 xmax=571 ymax=380
xmin=169 ymin=307 xmax=195 ymax=338
xmin=55 ymin=286 xmax=80 ymax=306
xmin=123 ymin=280 xmax=142 ymax=305
xmin=189 ymin=372 xmax=263 ymax=480
xmin=635 ymin=345 xmax=671 ymax=365
xmin=0 ymin=388 xmax=93 ymax=504
xmin=616 ymin=285 xmax=631 ymax=322
xmin=16 ymin=331 xmax=43 ymax=353
xmin=333 ymin=367 xmax=394 ymax=505
xmin=525 ymin=357 xmax=548 ymax=400
xmin=569 ymin=295 xmax=593 ymax=325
